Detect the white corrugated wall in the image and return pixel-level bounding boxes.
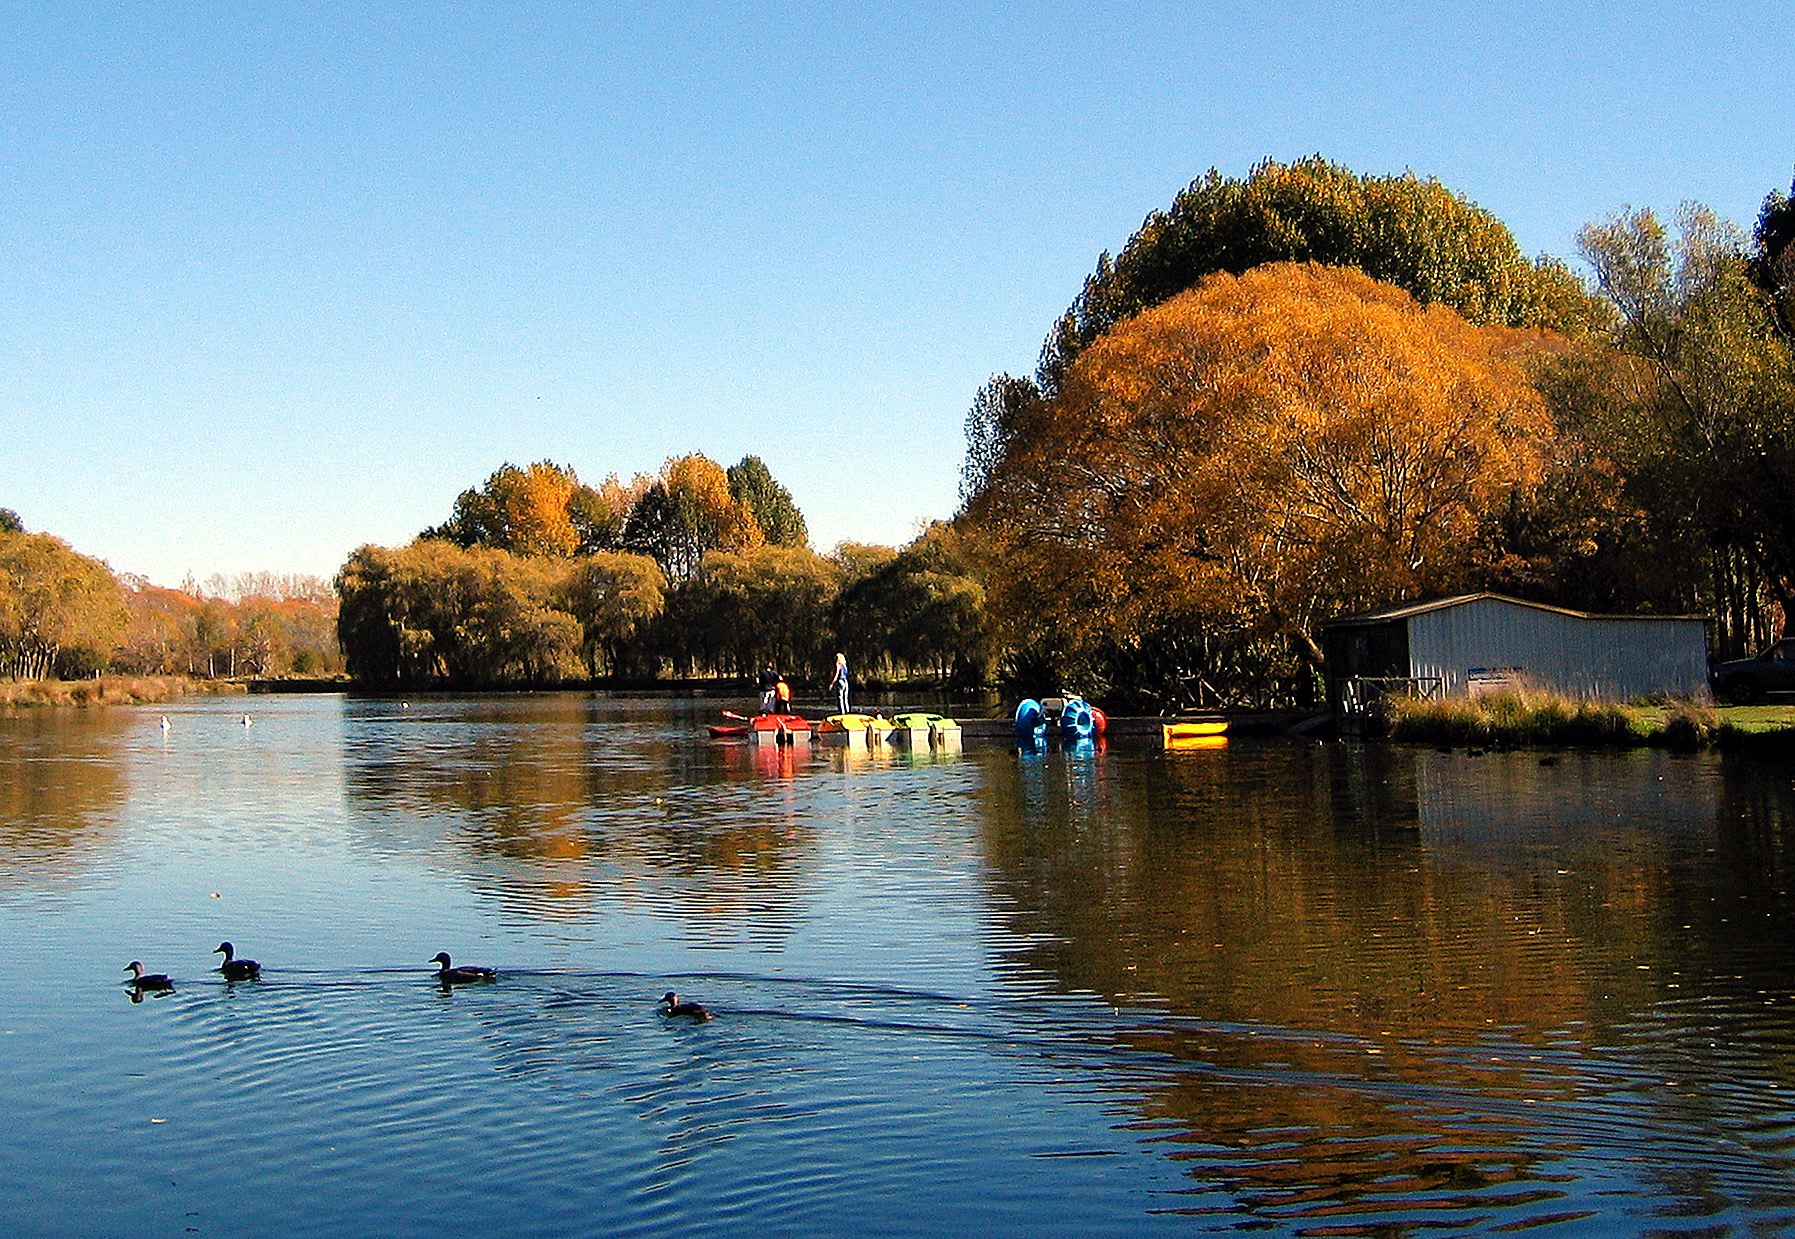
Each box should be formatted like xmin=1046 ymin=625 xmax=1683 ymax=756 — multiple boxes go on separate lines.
xmin=1406 ymin=598 xmax=1710 ymax=701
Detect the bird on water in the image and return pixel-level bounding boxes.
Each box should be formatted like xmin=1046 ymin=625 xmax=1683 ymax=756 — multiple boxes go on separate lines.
xmin=659 ymin=991 xmax=713 ymax=1021
xmin=430 ymin=952 xmax=496 ymax=984
xmin=125 ymin=961 xmax=173 ymax=991
xmin=214 ymin=941 xmax=261 ymax=981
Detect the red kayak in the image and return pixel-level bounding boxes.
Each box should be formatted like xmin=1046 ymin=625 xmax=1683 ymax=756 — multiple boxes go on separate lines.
xmin=708 ymin=712 xmax=812 ymax=742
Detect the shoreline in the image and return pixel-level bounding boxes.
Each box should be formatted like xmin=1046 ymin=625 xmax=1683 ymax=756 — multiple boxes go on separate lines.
xmin=0 ymin=675 xmax=249 ymax=710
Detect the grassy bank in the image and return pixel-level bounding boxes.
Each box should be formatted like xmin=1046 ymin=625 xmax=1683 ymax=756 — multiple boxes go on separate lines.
xmin=0 ymin=676 xmax=248 ymax=710
xmin=1385 ymin=690 xmax=1795 ymax=751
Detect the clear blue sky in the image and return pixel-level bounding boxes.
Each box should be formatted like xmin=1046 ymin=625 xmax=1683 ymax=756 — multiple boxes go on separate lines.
xmin=2 ymin=2 xmax=1788 ymax=587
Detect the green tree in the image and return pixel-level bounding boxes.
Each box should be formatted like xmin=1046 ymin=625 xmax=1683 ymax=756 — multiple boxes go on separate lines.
xmin=1752 ymin=176 xmax=1795 ymax=338
xmin=561 ymin=552 xmax=666 ymax=677
xmin=0 ymin=509 xmax=21 ymax=535
xmin=1036 ymin=156 xmax=1604 ymax=395
xmin=835 ymin=524 xmax=990 ymax=684
xmin=1576 ymin=203 xmax=1795 ymax=651
xmin=336 ymin=541 xmax=582 ymax=686
xmin=726 ymin=455 xmax=808 ymax=547
xmin=960 ymin=374 xmax=1046 ymax=507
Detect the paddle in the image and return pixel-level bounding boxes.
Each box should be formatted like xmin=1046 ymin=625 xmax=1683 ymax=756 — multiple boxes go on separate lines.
xmin=722 ymin=709 xmax=751 ymax=722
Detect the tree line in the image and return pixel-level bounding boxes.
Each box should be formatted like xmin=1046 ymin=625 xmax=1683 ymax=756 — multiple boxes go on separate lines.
xmin=958 ymin=157 xmax=1795 ymax=708
xmin=0 ymin=507 xmax=342 ymax=681
xmin=334 ymin=454 xmax=990 ymax=689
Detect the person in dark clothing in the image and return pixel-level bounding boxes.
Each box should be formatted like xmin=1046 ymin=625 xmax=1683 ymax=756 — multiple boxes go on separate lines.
xmin=758 ymin=664 xmax=779 ymax=714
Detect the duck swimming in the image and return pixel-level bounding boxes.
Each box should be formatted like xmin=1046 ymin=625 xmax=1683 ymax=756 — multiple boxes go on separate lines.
xmin=124 ymin=961 xmax=173 ymax=991
xmin=659 ymin=991 xmax=713 ymax=1021
xmin=430 ymin=952 xmax=496 ymax=984
xmin=214 ymin=941 xmax=261 ymax=981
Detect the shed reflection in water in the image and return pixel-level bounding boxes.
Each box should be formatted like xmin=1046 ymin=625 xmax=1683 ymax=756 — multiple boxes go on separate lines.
xmin=976 ymin=742 xmax=1795 ymax=1230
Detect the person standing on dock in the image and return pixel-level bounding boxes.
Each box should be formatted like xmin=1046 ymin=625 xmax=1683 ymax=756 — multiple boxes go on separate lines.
xmin=758 ymin=663 xmax=779 ymax=714
xmin=831 ymin=652 xmax=850 ymax=715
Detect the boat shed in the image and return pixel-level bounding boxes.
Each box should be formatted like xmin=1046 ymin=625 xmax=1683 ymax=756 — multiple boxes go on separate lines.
xmin=1322 ymin=593 xmax=1710 ymax=718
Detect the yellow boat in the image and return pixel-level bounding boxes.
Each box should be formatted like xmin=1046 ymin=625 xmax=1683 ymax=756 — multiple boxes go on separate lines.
xmin=1162 ymin=720 xmax=1228 ymax=745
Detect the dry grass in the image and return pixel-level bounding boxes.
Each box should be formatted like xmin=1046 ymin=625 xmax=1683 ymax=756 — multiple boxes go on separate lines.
xmin=1387 ymin=689 xmax=1653 ymax=747
xmin=0 ymin=676 xmax=247 ymax=710
xmin=1387 ymin=690 xmax=1795 ymax=751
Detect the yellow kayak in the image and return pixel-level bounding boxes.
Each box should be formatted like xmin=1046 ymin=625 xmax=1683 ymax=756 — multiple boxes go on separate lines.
xmin=1162 ymin=720 xmax=1228 ymax=744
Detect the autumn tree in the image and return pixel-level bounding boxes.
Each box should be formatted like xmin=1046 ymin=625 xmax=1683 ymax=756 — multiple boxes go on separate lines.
xmin=726 ymin=455 xmax=808 ymax=547
xmin=623 ymin=453 xmax=763 ymax=582
xmin=1035 ymin=156 xmax=1604 ymax=397
xmin=965 ymin=263 xmax=1555 ymax=704
xmin=423 ymin=461 xmax=582 ymax=557
xmin=0 ymin=532 xmax=130 ymax=679
xmin=570 ymin=473 xmax=652 ymax=554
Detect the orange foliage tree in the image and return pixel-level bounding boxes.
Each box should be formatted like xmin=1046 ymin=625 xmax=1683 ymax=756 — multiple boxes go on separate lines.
xmin=966 ymin=263 xmax=1556 ymax=703
xmin=624 ymin=453 xmax=764 ymax=582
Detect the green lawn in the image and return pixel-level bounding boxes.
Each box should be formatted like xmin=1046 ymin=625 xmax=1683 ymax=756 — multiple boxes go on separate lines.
xmin=1710 ymin=702 xmax=1795 ymax=734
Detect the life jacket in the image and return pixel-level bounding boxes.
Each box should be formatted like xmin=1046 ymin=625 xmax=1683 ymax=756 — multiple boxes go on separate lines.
xmin=775 ymin=679 xmax=791 ymax=704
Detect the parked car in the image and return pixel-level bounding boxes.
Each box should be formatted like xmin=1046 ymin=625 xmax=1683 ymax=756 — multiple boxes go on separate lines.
xmin=1710 ymin=639 xmax=1795 ymax=704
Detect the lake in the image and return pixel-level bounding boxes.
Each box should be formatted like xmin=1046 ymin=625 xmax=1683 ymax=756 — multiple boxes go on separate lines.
xmin=3 ymin=693 xmax=1793 ymax=1236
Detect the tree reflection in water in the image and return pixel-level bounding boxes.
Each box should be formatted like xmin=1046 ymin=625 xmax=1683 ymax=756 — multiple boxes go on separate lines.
xmin=341 ymin=695 xmax=815 ymax=940
xmin=0 ymin=709 xmax=131 ymax=893
xmin=974 ymin=742 xmax=1795 ymax=1230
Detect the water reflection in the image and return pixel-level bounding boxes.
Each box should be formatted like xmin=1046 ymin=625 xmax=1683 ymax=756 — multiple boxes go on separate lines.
xmin=0 ymin=709 xmax=132 ymax=890
xmin=340 ymin=697 xmax=816 ymax=938
xmin=974 ymin=742 xmax=1795 ymax=1231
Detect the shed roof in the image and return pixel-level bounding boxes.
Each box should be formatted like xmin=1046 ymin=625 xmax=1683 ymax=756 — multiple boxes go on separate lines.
xmin=1322 ymin=592 xmax=1706 ymax=629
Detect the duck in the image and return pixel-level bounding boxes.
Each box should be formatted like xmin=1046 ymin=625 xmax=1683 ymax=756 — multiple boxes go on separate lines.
xmin=430 ymin=952 xmax=496 ymax=984
xmin=659 ymin=991 xmax=713 ymax=1021
xmin=124 ymin=961 xmax=173 ymax=991
xmin=214 ymin=941 xmax=261 ymax=981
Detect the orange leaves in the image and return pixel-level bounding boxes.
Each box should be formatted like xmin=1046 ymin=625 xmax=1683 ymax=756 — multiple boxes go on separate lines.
xmin=971 ymin=262 xmax=1560 ymax=667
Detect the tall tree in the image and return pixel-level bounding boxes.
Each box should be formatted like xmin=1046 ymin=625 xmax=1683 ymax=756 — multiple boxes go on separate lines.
xmin=1036 ymin=156 xmax=1603 ymax=395
xmin=623 ymin=454 xmax=763 ymax=582
xmin=966 ymin=263 xmax=1555 ymax=701
xmin=960 ymin=375 xmax=1046 ymax=507
xmin=726 ymin=455 xmax=808 ymax=547
xmin=0 ymin=532 xmax=130 ymax=679
xmin=1578 ymin=203 xmax=1795 ymax=646
xmin=422 ymin=461 xmax=582 ymax=557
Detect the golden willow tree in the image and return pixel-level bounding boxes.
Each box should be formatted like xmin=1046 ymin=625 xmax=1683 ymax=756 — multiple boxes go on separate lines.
xmin=964 ymin=263 xmax=1555 ymax=705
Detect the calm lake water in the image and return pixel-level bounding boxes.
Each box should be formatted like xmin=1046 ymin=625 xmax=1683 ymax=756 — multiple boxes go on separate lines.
xmin=3 ymin=694 xmax=1794 ymax=1237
